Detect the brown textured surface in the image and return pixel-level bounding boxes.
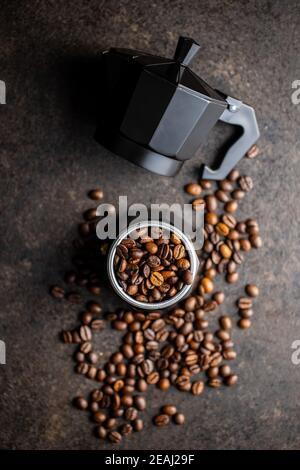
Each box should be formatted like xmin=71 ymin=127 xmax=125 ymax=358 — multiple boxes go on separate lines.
xmin=0 ymin=0 xmax=300 ymax=450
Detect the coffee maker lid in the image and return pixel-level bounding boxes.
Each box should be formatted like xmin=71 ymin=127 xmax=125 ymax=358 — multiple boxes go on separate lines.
xmin=107 ymin=38 xmax=226 ymax=104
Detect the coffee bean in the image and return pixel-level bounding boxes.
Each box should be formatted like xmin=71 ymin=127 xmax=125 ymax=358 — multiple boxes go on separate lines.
xmin=87 ymin=301 xmax=102 ymax=314
xmin=96 ymin=426 xmax=107 ymax=439
xmin=191 ymin=380 xmax=204 ymax=395
xmin=74 ymin=396 xmax=88 ymax=410
xmin=220 ymin=244 xmax=232 ymax=259
xmin=216 ymin=222 xmax=230 ymax=237
xmin=225 ymin=374 xmax=238 ymax=386
xmin=226 ymin=272 xmax=239 ymax=283
xmin=237 ymin=297 xmax=253 ymax=309
xmin=239 ymin=308 xmax=253 ymax=319
xmin=154 ymin=414 xmax=170 ymax=427
xmin=161 ymin=405 xmax=177 ymax=416
xmin=205 ymin=195 xmax=217 ymax=212
xmin=224 ymin=200 xmax=238 ymax=213
xmin=213 ymin=291 xmax=225 ymax=304
xmin=192 ymin=198 xmax=205 ymax=212
xmin=50 ymin=285 xmax=65 ymax=299
xmin=232 ymin=189 xmax=245 ymax=200
xmin=238 ymin=175 xmax=253 ymax=192
xmin=249 ymin=234 xmax=262 ymax=248
xmin=219 ymin=315 xmax=232 ymax=330
xmin=80 ymin=325 xmax=92 ymax=342
xmin=205 ymin=212 xmax=218 ymax=225
xmin=215 ymin=189 xmax=230 ymax=203
xmin=145 ymin=242 xmax=158 ymax=254
xmin=125 ymin=407 xmax=138 ymax=421
xmin=219 ymin=364 xmax=231 ymax=377
xmin=120 ymin=423 xmax=133 ymax=436
xmin=227 ymin=169 xmax=240 ymax=181
xmin=158 ymin=378 xmax=170 ymax=390
xmin=201 ymin=277 xmax=214 ymax=293
xmin=200 ymin=179 xmax=212 ymax=189
xmin=238 ymin=318 xmax=252 ymax=329
xmin=246 ymin=144 xmax=259 ymax=159
xmin=84 ymin=208 xmax=97 ymax=221
xmin=88 ymin=189 xmax=103 ymax=200
xmin=108 ymin=431 xmax=122 ymax=443
xmin=185 ymin=183 xmax=202 ymax=196
xmin=245 ymin=284 xmax=259 ymax=297
xmin=207 ymin=378 xmax=222 ymax=388
xmin=173 ymin=413 xmax=185 ymax=425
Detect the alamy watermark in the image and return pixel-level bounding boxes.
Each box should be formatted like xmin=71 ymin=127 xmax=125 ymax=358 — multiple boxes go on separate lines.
xmin=291 ymin=80 xmax=300 ymax=105
xmin=95 ymin=196 xmax=204 ymax=250
xmin=0 ymin=80 xmax=6 ymax=104
xmin=0 ymin=340 xmax=6 ymax=365
xmin=291 ymin=340 xmax=300 ymax=365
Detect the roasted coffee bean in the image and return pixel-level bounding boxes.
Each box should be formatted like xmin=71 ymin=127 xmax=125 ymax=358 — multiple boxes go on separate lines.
xmin=145 ymin=242 xmax=158 ymax=254
xmin=205 ymin=212 xmax=218 ymax=225
xmin=215 ymin=222 xmax=230 ymax=237
xmin=246 ymin=144 xmax=259 ymax=159
xmin=50 ymin=285 xmax=65 ymax=299
xmin=227 ymin=169 xmax=240 ymax=181
xmin=124 ymin=407 xmax=138 ymax=421
xmin=191 ymin=380 xmax=204 ymax=395
xmin=238 ymin=175 xmax=253 ymax=191
xmin=80 ymin=341 xmax=92 ymax=354
xmin=96 ymin=425 xmax=107 ymax=439
xmin=226 ymin=272 xmax=239 ymax=283
xmin=238 ymin=318 xmax=252 ymax=329
xmin=91 ymin=319 xmax=104 ymax=331
xmin=215 ymin=189 xmax=230 ymax=203
xmin=146 ymin=372 xmax=160 ymax=384
xmin=201 ymin=277 xmax=214 ymax=293
xmin=84 ymin=208 xmax=97 ymax=221
xmin=173 ymin=413 xmax=185 ymax=425
xmin=224 ymin=200 xmax=238 ymax=213
xmin=223 ymin=349 xmax=237 ymax=360
xmin=132 ymin=419 xmax=144 ymax=432
xmin=161 ymin=405 xmax=177 ymax=416
xmin=205 ymin=195 xmax=218 ymax=212
xmin=88 ymin=188 xmax=103 ymax=200
xmin=192 ymin=198 xmax=205 ymax=211
xmin=232 ymin=189 xmax=245 ymax=200
xmin=74 ymin=396 xmax=88 ymax=410
xmin=207 ymin=378 xmax=222 ymax=388
xmin=239 ymin=308 xmax=253 ymax=319
xmin=80 ymin=325 xmax=92 ymax=342
xmin=213 ymin=291 xmax=225 ymax=304
xmin=154 ymin=414 xmax=170 ymax=427
xmin=225 ymin=374 xmax=238 ymax=386
xmin=108 ymin=431 xmax=122 ymax=443
xmin=237 ymin=297 xmax=253 ymax=309
xmin=249 ymin=234 xmax=262 ymax=248
xmin=245 ymin=283 xmax=259 ymax=297
xmin=185 ymin=182 xmax=202 ymax=196
xmin=219 ymin=315 xmax=232 ymax=330
xmin=219 ymin=364 xmax=231 ymax=377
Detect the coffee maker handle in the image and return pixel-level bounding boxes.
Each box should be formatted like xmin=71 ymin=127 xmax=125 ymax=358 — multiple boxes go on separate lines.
xmin=201 ymin=96 xmax=260 ymax=180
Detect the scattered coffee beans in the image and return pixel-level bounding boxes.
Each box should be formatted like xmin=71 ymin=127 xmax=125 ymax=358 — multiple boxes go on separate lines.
xmin=52 ymin=148 xmax=262 ymax=445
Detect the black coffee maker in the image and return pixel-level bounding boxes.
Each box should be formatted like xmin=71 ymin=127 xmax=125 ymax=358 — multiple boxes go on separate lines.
xmin=95 ymin=36 xmax=259 ymax=180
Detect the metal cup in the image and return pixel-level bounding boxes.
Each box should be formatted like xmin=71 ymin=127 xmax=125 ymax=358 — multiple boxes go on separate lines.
xmin=107 ymin=220 xmax=199 ymax=310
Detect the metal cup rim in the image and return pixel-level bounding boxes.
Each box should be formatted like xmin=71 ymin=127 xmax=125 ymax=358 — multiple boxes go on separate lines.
xmin=107 ymin=220 xmax=199 ymax=310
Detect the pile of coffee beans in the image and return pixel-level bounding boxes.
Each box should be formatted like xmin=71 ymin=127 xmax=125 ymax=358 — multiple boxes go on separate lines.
xmin=51 ymin=145 xmax=262 ymax=444
xmin=114 ymin=229 xmax=193 ymax=303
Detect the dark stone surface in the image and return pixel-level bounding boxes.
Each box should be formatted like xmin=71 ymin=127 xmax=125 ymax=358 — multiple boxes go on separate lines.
xmin=0 ymin=0 xmax=300 ymax=450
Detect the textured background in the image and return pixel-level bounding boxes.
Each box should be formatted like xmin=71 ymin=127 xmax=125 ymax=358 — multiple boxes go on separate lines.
xmin=0 ymin=0 xmax=300 ymax=450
